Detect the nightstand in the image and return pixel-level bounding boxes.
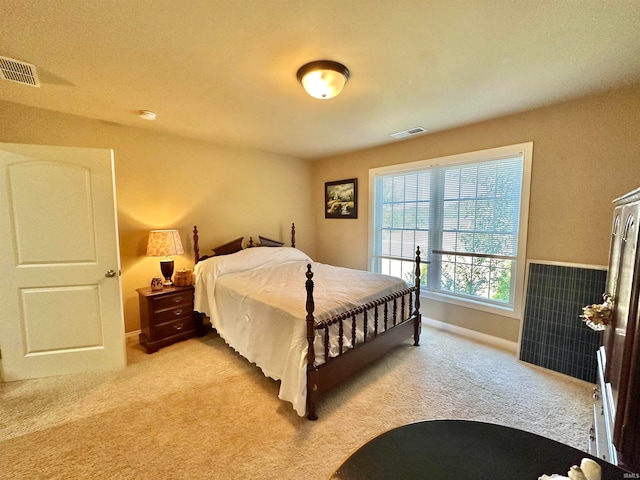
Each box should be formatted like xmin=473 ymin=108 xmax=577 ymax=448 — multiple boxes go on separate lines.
xmin=137 ymin=285 xmax=200 ymax=353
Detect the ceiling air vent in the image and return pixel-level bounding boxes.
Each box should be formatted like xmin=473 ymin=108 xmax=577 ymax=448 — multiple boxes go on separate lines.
xmin=0 ymin=56 xmax=40 ymax=87
xmin=390 ymin=126 xmax=427 ymax=139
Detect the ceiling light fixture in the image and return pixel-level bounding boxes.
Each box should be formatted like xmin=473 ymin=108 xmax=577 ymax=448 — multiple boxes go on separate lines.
xmin=139 ymin=110 xmax=157 ymax=121
xmin=296 ymin=60 xmax=350 ymax=100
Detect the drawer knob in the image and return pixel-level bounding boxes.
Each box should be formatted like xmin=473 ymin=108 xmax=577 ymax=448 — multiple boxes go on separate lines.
xmin=173 ymin=296 xmax=182 ymax=303
xmin=174 ymin=308 xmax=183 ymax=316
xmin=173 ymin=322 xmax=184 ymax=331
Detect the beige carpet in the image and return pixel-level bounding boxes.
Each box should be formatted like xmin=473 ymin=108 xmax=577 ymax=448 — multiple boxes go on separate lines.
xmin=0 ymin=323 xmax=593 ymax=479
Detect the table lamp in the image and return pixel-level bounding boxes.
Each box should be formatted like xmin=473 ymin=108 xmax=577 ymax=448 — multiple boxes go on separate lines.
xmin=146 ymin=229 xmax=184 ymax=286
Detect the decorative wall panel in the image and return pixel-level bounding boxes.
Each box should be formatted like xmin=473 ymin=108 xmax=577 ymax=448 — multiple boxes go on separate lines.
xmin=519 ymin=262 xmax=605 ymax=382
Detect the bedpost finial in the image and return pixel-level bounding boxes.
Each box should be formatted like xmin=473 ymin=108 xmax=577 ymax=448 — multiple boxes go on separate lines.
xmin=306 ymin=263 xmax=313 ymax=280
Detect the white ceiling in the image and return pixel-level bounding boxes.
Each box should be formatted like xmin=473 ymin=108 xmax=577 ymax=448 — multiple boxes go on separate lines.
xmin=1 ymin=1 xmax=639 ymax=160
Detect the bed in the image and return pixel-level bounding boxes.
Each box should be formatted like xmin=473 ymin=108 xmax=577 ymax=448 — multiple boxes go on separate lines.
xmin=192 ymin=224 xmax=422 ymax=420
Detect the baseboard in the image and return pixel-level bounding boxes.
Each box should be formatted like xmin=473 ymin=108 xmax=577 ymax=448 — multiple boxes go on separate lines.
xmin=125 ymin=330 xmax=141 ymax=345
xmin=422 ymin=316 xmax=518 ymax=354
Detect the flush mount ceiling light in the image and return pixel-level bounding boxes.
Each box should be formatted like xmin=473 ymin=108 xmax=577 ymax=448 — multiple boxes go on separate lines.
xmin=296 ymin=60 xmax=350 ymax=99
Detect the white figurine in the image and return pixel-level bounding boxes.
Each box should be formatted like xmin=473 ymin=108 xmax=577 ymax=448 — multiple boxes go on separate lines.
xmin=568 ymin=465 xmax=588 ymax=480
xmin=538 ymin=458 xmax=601 ymax=480
xmin=579 ymin=458 xmax=602 ymax=480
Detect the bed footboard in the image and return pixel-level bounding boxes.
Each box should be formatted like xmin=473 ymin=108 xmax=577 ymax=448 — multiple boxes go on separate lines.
xmin=305 ymin=247 xmax=422 ymax=420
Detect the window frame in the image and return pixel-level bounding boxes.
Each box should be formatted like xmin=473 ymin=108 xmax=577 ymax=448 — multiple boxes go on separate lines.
xmin=368 ymin=142 xmax=533 ymax=319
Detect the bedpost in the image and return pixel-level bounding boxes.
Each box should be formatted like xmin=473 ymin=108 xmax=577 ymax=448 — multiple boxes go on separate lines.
xmin=305 ymin=263 xmax=319 ymax=420
xmin=291 ymin=223 xmax=296 ymax=248
xmin=413 ymin=246 xmax=421 ymax=346
xmin=193 ymin=225 xmax=200 ymax=264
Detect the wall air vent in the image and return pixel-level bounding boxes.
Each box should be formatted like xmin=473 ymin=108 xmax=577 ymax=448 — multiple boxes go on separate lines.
xmin=390 ymin=126 xmax=427 ymax=139
xmin=0 ymin=56 xmax=40 ymax=87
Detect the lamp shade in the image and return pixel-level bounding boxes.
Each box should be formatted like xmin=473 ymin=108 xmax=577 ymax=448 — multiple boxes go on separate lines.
xmin=146 ymin=230 xmax=184 ymax=257
xmin=297 ymin=60 xmax=350 ymax=99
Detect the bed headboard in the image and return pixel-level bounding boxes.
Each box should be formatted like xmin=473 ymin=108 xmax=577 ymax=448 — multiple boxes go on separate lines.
xmin=193 ymin=223 xmax=296 ymax=264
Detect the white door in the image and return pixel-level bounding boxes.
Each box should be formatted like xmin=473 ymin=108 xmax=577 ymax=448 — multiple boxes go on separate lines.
xmin=0 ymin=143 xmax=126 ymax=381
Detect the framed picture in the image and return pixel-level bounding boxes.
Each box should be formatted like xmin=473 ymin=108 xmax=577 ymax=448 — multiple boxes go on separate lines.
xmin=325 ymin=178 xmax=357 ymax=219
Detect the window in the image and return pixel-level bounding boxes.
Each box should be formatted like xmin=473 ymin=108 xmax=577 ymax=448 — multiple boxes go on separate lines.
xmin=369 ymin=143 xmax=532 ymax=318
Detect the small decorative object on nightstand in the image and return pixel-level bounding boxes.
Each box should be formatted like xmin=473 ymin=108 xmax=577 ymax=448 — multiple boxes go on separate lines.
xmin=137 ymin=285 xmax=204 ymax=353
xmin=150 ymin=277 xmax=164 ymax=291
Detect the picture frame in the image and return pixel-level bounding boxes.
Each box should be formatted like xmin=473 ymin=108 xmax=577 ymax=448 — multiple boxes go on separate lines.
xmin=325 ymin=178 xmax=357 ymax=219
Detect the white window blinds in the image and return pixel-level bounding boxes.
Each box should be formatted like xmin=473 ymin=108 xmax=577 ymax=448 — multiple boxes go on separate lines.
xmin=438 ymin=157 xmax=522 ymax=258
xmin=371 ymin=144 xmax=531 ymax=314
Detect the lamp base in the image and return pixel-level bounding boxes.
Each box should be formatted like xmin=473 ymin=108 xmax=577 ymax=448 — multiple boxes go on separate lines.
xmin=160 ymin=259 xmax=175 ymax=286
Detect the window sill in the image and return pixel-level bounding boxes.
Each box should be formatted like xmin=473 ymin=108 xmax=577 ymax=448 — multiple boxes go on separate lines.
xmin=422 ymin=290 xmax=522 ymax=320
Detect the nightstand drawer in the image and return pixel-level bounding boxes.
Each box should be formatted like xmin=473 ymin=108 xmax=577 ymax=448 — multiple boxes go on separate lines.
xmin=154 ymin=305 xmax=193 ymax=324
xmin=152 ymin=291 xmax=193 ymax=311
xmin=155 ymin=316 xmax=195 ymax=339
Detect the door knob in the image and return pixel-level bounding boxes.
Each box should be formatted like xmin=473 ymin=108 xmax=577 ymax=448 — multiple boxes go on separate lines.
xmin=105 ymin=270 xmax=117 ymax=277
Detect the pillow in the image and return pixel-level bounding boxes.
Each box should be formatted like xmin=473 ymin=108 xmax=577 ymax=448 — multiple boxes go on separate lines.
xmin=195 ymin=247 xmax=313 ymax=288
xmin=259 ymin=235 xmax=284 ymax=247
xmin=212 ymin=237 xmax=244 ymax=256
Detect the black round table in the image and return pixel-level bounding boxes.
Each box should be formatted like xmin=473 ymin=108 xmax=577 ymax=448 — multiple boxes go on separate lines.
xmin=330 ymin=420 xmax=632 ymax=480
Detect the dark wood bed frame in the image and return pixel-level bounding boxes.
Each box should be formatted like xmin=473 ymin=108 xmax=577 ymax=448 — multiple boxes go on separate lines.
xmin=193 ymin=223 xmax=421 ymax=420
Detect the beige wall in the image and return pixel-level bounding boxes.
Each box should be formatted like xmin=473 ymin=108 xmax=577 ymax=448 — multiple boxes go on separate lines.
xmin=0 ymin=101 xmax=315 ymax=333
xmin=3 ymin=83 xmax=639 ymax=342
xmin=312 ymin=84 xmax=640 ymax=342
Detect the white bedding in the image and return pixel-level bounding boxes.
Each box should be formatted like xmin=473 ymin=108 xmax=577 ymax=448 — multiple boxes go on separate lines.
xmin=193 ymin=247 xmax=410 ymax=416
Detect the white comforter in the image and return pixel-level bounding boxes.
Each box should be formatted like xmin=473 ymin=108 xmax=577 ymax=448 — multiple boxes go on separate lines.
xmin=193 ymin=247 xmax=409 ymax=416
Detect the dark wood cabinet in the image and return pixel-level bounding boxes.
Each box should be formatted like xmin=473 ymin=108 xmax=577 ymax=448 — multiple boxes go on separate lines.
xmin=591 ymin=187 xmax=640 ymax=472
xmin=137 ymin=285 xmax=198 ymax=353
